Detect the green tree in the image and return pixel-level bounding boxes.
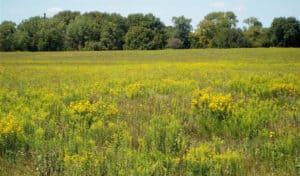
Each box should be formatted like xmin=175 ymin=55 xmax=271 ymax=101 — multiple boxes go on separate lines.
xmin=65 ymin=15 xmax=101 ymax=50
xmin=82 ymin=41 xmax=102 ymax=51
xmin=189 ymin=32 xmax=201 ymax=48
xmin=13 ymin=31 xmax=29 ymax=51
xmin=165 ymin=26 xmax=175 ymax=39
xmin=127 ymin=13 xmax=165 ymax=30
xmin=17 ymin=16 xmax=44 ymax=51
xmin=213 ymin=28 xmax=250 ymax=48
xmin=0 ymin=21 xmax=16 ymax=51
xmin=124 ymin=13 xmax=167 ymax=50
xmin=243 ymin=17 xmax=268 ymax=47
xmin=124 ymin=26 xmax=165 ymax=50
xmin=99 ymin=22 xmax=124 ymax=50
xmin=53 ymin=11 xmax=80 ymax=25
xmin=98 ymin=13 xmax=128 ymax=50
xmin=37 ymin=18 xmax=65 ymax=51
xmin=172 ymin=16 xmax=192 ymax=48
xmin=270 ymin=17 xmax=300 ymax=47
xmin=196 ymin=11 xmax=242 ymax=48
xmin=244 ymin=17 xmax=262 ymax=28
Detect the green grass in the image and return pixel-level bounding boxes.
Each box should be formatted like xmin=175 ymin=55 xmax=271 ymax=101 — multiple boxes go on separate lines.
xmin=0 ymin=48 xmax=299 ymax=175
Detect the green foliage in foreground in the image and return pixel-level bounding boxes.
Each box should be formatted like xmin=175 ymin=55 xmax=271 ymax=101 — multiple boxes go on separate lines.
xmin=0 ymin=48 xmax=299 ymax=175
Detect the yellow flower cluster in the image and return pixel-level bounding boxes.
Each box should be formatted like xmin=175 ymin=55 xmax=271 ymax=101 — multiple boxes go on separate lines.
xmin=191 ymin=88 xmax=210 ymax=109
xmin=69 ymin=101 xmax=92 ymax=114
xmin=126 ymin=83 xmax=145 ymax=98
xmin=186 ymin=143 xmax=214 ymax=163
xmin=64 ymin=154 xmax=87 ymax=165
xmin=109 ymin=88 xmax=122 ymax=96
xmin=271 ymin=83 xmax=298 ymax=97
xmin=208 ymin=94 xmax=233 ymax=114
xmin=105 ymin=104 xmax=119 ymax=116
xmin=191 ymin=89 xmax=233 ymax=115
xmin=0 ymin=114 xmax=23 ymax=137
xmin=35 ymin=127 xmax=45 ymax=139
xmin=172 ymin=157 xmax=181 ymax=164
xmin=69 ymin=100 xmax=119 ymax=117
xmin=269 ymin=131 xmax=275 ymax=138
xmin=162 ymin=79 xmax=182 ymax=86
xmin=186 ymin=143 xmax=242 ymax=165
xmin=213 ymin=150 xmax=241 ymax=161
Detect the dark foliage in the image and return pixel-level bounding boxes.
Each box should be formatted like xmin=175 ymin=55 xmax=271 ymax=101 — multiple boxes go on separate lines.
xmin=0 ymin=11 xmax=299 ymax=51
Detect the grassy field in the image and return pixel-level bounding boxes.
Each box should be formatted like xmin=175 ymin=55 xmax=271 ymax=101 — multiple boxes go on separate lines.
xmin=0 ymin=48 xmax=299 ymax=175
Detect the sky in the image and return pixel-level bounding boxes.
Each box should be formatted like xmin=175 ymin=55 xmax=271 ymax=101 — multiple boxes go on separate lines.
xmin=1 ymin=0 xmax=300 ymax=28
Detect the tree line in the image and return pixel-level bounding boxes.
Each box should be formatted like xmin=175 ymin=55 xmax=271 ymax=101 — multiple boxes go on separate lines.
xmin=0 ymin=11 xmax=300 ymax=51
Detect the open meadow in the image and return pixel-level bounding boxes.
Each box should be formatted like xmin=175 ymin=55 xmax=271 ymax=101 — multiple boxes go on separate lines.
xmin=0 ymin=48 xmax=299 ymax=175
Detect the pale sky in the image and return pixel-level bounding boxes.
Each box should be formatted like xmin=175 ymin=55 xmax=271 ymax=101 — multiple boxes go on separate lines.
xmin=1 ymin=0 xmax=300 ymax=28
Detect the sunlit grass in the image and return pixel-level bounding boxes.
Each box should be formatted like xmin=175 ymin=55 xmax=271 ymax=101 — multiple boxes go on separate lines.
xmin=0 ymin=48 xmax=299 ymax=175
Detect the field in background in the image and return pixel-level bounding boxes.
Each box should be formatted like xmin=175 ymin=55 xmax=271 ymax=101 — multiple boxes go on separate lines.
xmin=0 ymin=48 xmax=299 ymax=175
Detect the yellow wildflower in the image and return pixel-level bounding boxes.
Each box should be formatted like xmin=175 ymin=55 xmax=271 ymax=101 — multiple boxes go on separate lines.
xmin=208 ymin=93 xmax=233 ymax=114
xmin=271 ymin=83 xmax=298 ymax=97
xmin=269 ymin=131 xmax=275 ymax=138
xmin=0 ymin=114 xmax=23 ymax=137
xmin=173 ymin=157 xmax=181 ymax=164
xmin=191 ymin=88 xmax=211 ymax=109
xmin=126 ymin=83 xmax=145 ymax=98
xmin=105 ymin=104 xmax=119 ymax=116
xmin=186 ymin=143 xmax=214 ymax=163
xmin=64 ymin=154 xmax=87 ymax=165
xmin=191 ymin=88 xmax=234 ymax=117
xmin=69 ymin=101 xmax=91 ymax=114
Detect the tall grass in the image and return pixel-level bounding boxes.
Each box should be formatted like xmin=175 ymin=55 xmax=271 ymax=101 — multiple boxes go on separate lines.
xmin=0 ymin=48 xmax=299 ymax=175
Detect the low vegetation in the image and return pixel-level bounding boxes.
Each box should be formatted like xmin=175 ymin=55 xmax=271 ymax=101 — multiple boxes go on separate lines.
xmin=0 ymin=48 xmax=299 ymax=175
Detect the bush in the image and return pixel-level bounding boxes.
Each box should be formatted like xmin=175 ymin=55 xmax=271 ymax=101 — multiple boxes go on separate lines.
xmin=191 ymin=88 xmax=234 ymax=120
xmin=124 ymin=26 xmax=166 ymax=50
xmin=167 ymin=38 xmax=183 ymax=49
xmin=83 ymin=41 xmax=103 ymax=51
xmin=0 ymin=114 xmax=24 ymax=159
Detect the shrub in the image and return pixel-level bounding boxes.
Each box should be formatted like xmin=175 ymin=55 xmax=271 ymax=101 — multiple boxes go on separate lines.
xmin=191 ymin=88 xmax=234 ymax=119
xmin=208 ymin=93 xmax=233 ymax=117
xmin=83 ymin=41 xmax=103 ymax=51
xmin=167 ymin=38 xmax=183 ymax=49
xmin=0 ymin=114 xmax=24 ymax=159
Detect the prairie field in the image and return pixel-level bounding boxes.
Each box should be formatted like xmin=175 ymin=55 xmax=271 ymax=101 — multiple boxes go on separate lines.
xmin=0 ymin=48 xmax=299 ymax=175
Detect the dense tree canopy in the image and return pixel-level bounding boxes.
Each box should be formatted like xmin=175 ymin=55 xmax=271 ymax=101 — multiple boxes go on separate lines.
xmin=124 ymin=26 xmax=166 ymax=50
xmin=171 ymin=16 xmax=192 ymax=48
xmin=270 ymin=17 xmax=300 ymax=47
xmin=99 ymin=13 xmax=128 ymax=50
xmin=243 ymin=17 xmax=269 ymax=47
xmin=244 ymin=17 xmax=262 ymax=28
xmin=16 ymin=17 xmax=44 ymax=51
xmin=37 ymin=18 xmax=65 ymax=51
xmin=195 ymin=11 xmax=249 ymax=48
xmin=66 ymin=15 xmax=102 ymax=50
xmin=53 ymin=11 xmax=80 ymax=25
xmin=0 ymin=21 xmax=16 ymax=51
xmin=0 ymin=10 xmax=299 ymax=51
xmin=125 ymin=13 xmax=167 ymax=50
